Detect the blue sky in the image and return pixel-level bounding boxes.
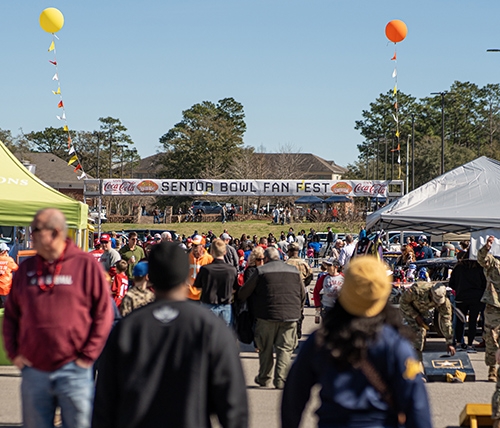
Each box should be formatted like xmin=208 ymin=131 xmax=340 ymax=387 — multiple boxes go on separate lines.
xmin=3 ymin=1 xmax=500 ymax=168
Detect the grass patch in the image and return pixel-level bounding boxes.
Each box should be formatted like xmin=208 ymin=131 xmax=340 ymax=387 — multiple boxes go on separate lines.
xmin=100 ymin=219 xmax=363 ymax=239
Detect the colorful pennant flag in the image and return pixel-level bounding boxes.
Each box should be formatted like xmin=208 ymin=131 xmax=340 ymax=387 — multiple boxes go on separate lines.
xmin=46 ymin=34 xmax=87 ymax=179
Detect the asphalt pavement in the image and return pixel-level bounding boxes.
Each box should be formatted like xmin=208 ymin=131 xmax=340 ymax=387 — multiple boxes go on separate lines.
xmin=0 ymin=306 xmax=496 ymax=428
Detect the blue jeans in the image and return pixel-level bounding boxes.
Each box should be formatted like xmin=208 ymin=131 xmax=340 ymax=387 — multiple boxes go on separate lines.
xmin=21 ymin=361 xmax=93 ymax=428
xmin=202 ymin=303 xmax=233 ymax=327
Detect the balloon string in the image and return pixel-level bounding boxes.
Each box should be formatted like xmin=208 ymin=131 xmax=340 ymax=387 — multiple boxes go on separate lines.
xmin=392 ymin=43 xmax=401 ymax=179
xmin=49 ymin=35 xmax=87 ymax=178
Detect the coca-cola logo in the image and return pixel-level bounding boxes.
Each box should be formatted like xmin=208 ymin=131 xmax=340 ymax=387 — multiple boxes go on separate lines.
xmin=353 ymin=183 xmax=387 ymax=195
xmin=103 ymin=181 xmax=137 ymax=193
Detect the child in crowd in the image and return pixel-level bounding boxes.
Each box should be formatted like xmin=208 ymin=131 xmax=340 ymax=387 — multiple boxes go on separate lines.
xmin=306 ymin=246 xmax=315 ymax=267
xmin=111 ymin=260 xmax=129 ymax=308
xmin=313 ymin=258 xmax=344 ymax=322
xmin=120 ymin=261 xmax=155 ymax=317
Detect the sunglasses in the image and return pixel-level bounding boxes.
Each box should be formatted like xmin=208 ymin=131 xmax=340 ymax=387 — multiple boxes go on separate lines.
xmin=256 ymin=258 xmax=264 ymax=261
xmin=32 ymin=227 xmax=53 ymax=233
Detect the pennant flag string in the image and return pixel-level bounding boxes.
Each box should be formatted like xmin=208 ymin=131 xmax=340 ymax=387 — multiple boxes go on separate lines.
xmin=46 ymin=32 xmax=87 ymax=178
xmin=385 ymin=19 xmax=407 ymax=180
xmin=391 ymin=44 xmax=401 ymax=178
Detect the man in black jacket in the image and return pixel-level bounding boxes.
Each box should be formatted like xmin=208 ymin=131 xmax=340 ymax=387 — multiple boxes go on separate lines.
xmin=238 ymin=247 xmax=305 ymax=389
xmin=92 ymin=242 xmax=248 ymax=428
xmin=194 ymin=238 xmax=238 ymax=327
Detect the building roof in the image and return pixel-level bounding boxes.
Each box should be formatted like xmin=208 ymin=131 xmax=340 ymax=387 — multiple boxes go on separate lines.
xmin=14 ymin=152 xmax=88 ymax=190
xmin=257 ymin=153 xmax=347 ymax=176
xmin=132 ymin=152 xmax=347 ymax=179
xmin=134 ymin=154 xmax=163 ymax=178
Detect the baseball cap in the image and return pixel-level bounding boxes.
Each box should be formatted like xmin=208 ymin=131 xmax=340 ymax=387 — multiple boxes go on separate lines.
xmin=431 ymin=283 xmax=447 ymax=305
xmin=154 ymin=233 xmax=162 ymax=240
xmin=191 ymin=235 xmax=203 ymax=245
xmin=133 ymin=261 xmax=148 ymax=278
xmin=0 ymin=243 xmax=9 ymax=252
xmin=221 ymin=233 xmax=231 ymax=240
xmin=323 ymin=257 xmax=340 ymax=267
xmin=94 ymin=239 xmax=101 ymax=246
xmin=100 ymin=233 xmax=110 ymax=243
xmin=418 ymin=235 xmax=427 ymax=242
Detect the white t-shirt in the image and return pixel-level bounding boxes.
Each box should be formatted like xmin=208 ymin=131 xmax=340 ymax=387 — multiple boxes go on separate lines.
xmin=339 ymin=243 xmax=356 ymax=267
xmin=320 ymin=273 xmax=344 ymax=308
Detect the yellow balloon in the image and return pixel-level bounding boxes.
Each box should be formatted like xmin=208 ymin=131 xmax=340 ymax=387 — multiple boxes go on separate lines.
xmin=39 ymin=8 xmax=64 ymax=33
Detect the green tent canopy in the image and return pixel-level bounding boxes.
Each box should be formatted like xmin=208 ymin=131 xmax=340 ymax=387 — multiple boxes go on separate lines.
xmin=0 ymin=140 xmax=88 ymax=229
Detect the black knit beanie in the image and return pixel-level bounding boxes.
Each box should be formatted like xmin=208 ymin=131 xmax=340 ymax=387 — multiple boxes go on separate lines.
xmin=148 ymin=242 xmax=189 ymax=291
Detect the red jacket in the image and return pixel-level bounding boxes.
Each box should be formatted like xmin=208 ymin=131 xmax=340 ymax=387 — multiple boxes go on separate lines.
xmin=3 ymin=239 xmax=114 ymax=371
xmin=111 ymin=272 xmax=129 ymax=307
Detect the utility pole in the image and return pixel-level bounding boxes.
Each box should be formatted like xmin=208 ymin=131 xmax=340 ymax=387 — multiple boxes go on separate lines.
xmin=376 ymin=137 xmax=380 ymax=181
xmin=384 ymin=136 xmax=388 ymax=180
xmin=120 ymin=145 xmax=125 ymax=178
xmin=431 ymin=91 xmax=446 ymax=175
xmin=411 ymin=114 xmax=415 ymax=190
xmin=93 ymin=131 xmax=100 ymax=179
xmin=109 ymin=137 xmax=113 ymax=178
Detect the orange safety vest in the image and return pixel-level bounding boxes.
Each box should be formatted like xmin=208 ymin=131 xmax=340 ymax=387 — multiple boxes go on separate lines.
xmin=0 ymin=254 xmax=19 ymax=295
xmin=187 ymin=251 xmax=213 ymax=300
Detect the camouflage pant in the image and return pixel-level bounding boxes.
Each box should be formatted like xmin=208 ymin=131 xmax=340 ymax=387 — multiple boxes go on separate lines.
xmin=406 ymin=319 xmax=427 ymax=360
xmin=494 ymin=371 xmax=500 ymax=420
xmin=484 ymin=304 xmax=500 ymax=367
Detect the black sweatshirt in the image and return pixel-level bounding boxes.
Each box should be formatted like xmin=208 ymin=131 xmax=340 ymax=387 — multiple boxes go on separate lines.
xmin=92 ymin=300 xmax=248 ymax=428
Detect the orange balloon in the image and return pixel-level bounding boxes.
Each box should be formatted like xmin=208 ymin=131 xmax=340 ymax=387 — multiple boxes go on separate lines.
xmin=385 ymin=20 xmax=407 ymax=43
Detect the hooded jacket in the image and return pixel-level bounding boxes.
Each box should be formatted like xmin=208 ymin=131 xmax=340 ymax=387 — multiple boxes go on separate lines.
xmin=3 ymin=239 xmax=114 ymax=371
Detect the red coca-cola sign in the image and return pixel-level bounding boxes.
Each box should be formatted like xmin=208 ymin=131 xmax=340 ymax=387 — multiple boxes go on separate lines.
xmin=103 ymin=180 xmax=137 ymax=193
xmin=353 ymin=183 xmax=387 ymax=195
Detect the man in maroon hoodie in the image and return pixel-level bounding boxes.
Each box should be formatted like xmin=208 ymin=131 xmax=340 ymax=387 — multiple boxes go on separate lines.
xmin=3 ymin=208 xmax=114 ymax=428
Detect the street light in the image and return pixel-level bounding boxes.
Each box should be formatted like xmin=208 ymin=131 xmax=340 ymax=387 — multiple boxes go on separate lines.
xmin=118 ymin=145 xmax=126 ymax=178
xmin=431 ymin=91 xmax=446 ymax=175
xmin=411 ymin=114 xmax=415 ymax=190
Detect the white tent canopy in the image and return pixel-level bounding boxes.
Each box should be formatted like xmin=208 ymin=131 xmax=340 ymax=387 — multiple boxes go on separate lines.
xmin=366 ymin=157 xmax=500 ymax=234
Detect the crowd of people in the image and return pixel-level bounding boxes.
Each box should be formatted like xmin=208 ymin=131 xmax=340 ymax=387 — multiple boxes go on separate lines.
xmin=4 ymin=208 xmax=500 ymax=427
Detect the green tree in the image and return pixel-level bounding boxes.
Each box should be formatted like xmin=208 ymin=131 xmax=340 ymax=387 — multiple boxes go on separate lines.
xmin=23 ymin=127 xmax=69 ymax=158
xmin=98 ymin=117 xmax=135 ymax=178
xmin=158 ymin=98 xmax=246 ymax=179
xmin=353 ymin=81 xmax=500 ymax=186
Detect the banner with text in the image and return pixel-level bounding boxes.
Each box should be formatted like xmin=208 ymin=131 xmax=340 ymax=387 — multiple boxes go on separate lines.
xmin=101 ymin=179 xmax=391 ymax=197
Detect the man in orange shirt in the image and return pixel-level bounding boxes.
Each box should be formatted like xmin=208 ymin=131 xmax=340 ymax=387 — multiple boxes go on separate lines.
xmin=0 ymin=243 xmax=18 ymax=306
xmin=187 ymin=235 xmax=213 ymax=301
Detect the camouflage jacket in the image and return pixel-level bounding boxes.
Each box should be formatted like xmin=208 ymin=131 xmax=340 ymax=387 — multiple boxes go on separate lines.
xmin=285 ymin=257 xmax=313 ymax=286
xmin=478 ymin=245 xmax=500 ymax=308
xmin=120 ymin=286 xmax=155 ymax=317
xmin=399 ymin=281 xmax=453 ymax=344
